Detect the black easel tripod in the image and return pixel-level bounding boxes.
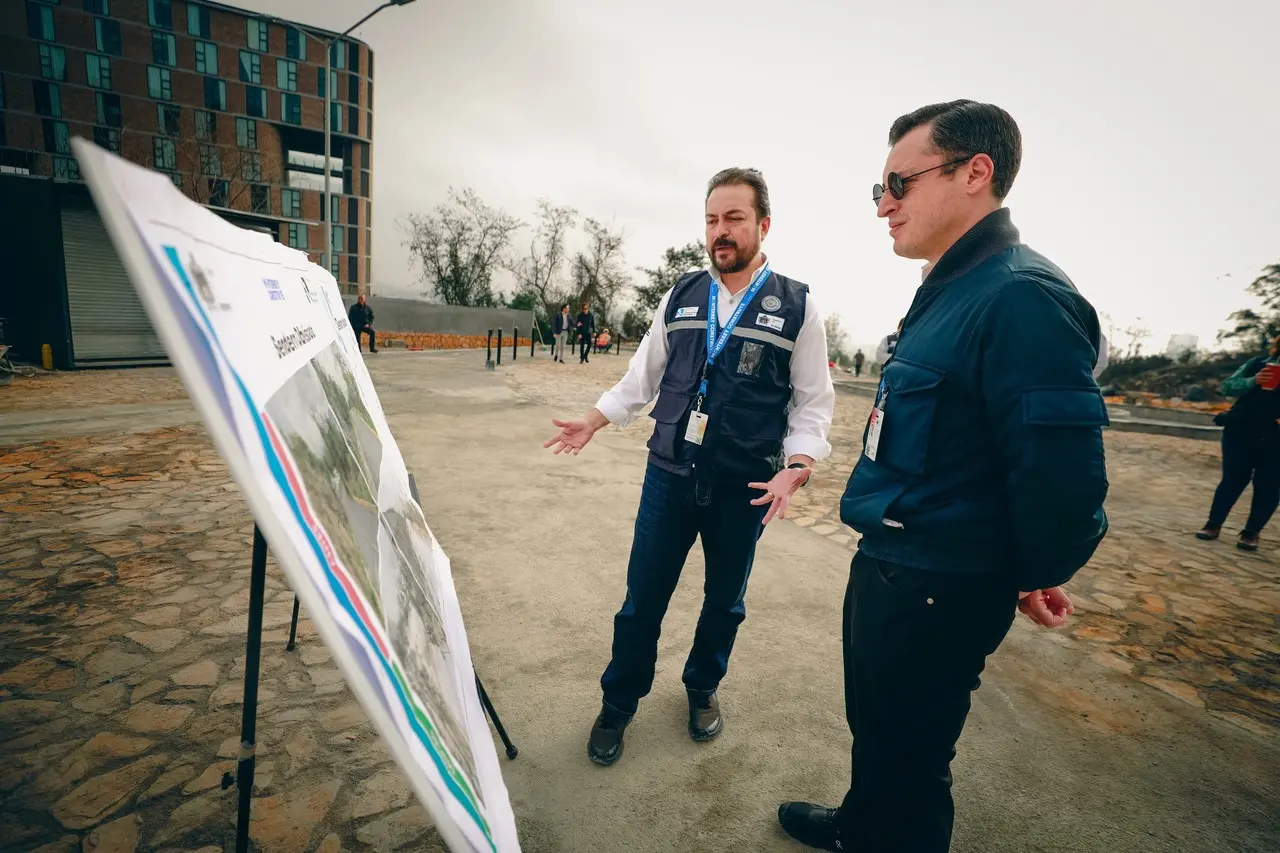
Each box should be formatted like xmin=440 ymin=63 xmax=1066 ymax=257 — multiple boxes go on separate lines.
xmin=225 ymin=473 xmax=517 ymax=853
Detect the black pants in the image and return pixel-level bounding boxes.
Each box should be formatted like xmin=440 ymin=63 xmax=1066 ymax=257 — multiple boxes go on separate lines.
xmin=1207 ymin=424 xmax=1280 ymax=533
xmin=854 ymin=364 xmax=862 ymax=377
xmin=579 ymin=336 xmax=591 ymax=362
xmin=355 ymin=325 xmax=376 ymax=353
xmin=837 ymin=551 xmax=1018 ymax=852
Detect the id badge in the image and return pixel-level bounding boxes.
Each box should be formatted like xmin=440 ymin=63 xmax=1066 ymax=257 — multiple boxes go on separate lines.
xmin=865 ymin=406 xmax=884 ymax=460
xmin=685 ymin=411 xmax=709 ymax=445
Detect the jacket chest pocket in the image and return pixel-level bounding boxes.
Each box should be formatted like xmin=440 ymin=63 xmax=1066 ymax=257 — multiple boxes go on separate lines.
xmin=877 ymin=358 xmax=946 ymax=474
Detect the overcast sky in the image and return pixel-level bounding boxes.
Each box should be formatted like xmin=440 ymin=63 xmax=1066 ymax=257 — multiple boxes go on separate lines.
xmin=247 ymin=0 xmax=1278 ymax=354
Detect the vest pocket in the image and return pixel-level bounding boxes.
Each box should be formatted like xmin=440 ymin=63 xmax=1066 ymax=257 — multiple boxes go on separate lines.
xmin=647 ymin=390 xmax=694 ymax=461
xmin=719 ymin=404 xmax=787 ymax=465
xmin=877 ymin=358 xmax=945 ymax=474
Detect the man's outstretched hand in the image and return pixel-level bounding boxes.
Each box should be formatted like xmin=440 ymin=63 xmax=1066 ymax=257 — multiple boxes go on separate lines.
xmin=1017 ymin=587 xmax=1075 ymax=628
xmin=748 ymin=460 xmax=813 ymax=525
xmin=544 ymin=410 xmax=610 ymax=455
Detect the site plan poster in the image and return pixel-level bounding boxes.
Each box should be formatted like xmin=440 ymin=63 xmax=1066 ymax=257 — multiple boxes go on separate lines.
xmin=72 ymin=139 xmax=521 ymax=853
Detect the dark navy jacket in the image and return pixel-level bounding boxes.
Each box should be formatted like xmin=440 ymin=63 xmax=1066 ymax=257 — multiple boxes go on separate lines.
xmin=840 ymin=209 xmax=1109 ymax=591
xmin=647 ymin=269 xmax=808 ymax=484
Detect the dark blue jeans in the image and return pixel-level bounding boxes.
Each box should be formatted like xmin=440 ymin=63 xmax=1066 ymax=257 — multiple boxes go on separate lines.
xmin=1207 ymin=424 xmax=1280 ymax=533
xmin=600 ymin=462 xmax=769 ymax=715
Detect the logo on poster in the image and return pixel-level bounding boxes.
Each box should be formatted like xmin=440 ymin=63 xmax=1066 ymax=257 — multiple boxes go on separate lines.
xmin=262 ymin=278 xmax=285 ymax=301
xmin=300 ymin=277 xmax=321 ymax=304
xmin=189 ymin=254 xmax=230 ymax=311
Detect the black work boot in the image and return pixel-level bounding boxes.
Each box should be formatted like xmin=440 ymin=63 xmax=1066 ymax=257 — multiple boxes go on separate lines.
xmin=777 ymin=802 xmax=843 ymax=851
xmin=587 ymin=703 xmax=632 ymax=766
xmin=688 ymin=690 xmax=723 ymax=742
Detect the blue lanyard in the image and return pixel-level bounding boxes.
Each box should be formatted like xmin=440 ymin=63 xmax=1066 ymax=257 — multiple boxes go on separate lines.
xmin=699 ymin=263 xmax=773 ymax=399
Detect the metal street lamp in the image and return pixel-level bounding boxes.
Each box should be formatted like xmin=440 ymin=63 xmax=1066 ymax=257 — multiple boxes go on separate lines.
xmin=319 ymin=0 xmax=416 ymax=290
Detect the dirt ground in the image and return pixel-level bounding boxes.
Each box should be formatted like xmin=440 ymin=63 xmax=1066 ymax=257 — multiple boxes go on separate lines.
xmin=0 ymin=351 xmax=1276 ymax=853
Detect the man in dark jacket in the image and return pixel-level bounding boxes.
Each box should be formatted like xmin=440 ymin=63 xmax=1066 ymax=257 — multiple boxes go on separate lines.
xmin=348 ymin=294 xmax=376 ymax=354
xmin=778 ymin=100 xmax=1109 ymax=853
xmin=575 ymin=303 xmax=595 ymax=363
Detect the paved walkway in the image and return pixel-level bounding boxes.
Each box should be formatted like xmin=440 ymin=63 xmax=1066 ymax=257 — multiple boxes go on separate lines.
xmin=0 ymin=353 xmax=1276 ymax=853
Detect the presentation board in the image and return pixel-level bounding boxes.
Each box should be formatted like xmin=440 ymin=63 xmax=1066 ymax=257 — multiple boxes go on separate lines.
xmin=72 ymin=139 xmax=521 ymax=853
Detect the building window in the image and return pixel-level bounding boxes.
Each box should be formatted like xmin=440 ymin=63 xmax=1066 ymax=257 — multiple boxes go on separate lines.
xmin=330 ymin=193 xmax=339 ymax=223
xmin=276 ymin=59 xmax=297 ymax=92
xmin=347 ymin=226 xmax=358 ymax=255
xmin=199 ymin=144 xmax=220 ymax=177
xmin=318 ymin=68 xmax=338 ymax=99
xmin=34 ymin=81 xmax=61 ymax=118
xmin=93 ymin=126 xmax=121 ymax=153
xmin=157 ymin=103 xmax=180 ymax=135
xmin=27 ymin=3 xmax=55 ymax=41
xmin=235 ymin=117 xmax=257 ymax=149
xmin=329 ymin=102 xmax=343 ymax=133
xmin=251 ymin=184 xmax=270 ymax=214
xmin=39 ymin=45 xmax=67 ymax=81
xmin=95 ymin=18 xmax=121 ymax=55
xmin=287 ymin=223 xmax=308 ymax=249
xmin=195 ymin=42 xmax=218 ymax=75
xmin=147 ymin=66 xmax=172 ymax=100
xmin=238 ymin=50 xmax=260 ymax=84
xmin=194 ymin=110 xmax=215 ymax=141
xmin=96 ymin=91 xmax=121 ymax=127
xmin=243 ymin=152 xmax=261 ymax=182
xmin=348 ymin=106 xmax=359 ymax=136
xmin=153 ymin=136 xmax=176 ymax=170
xmin=349 ymin=43 xmax=360 ymax=74
xmin=360 ymin=169 xmax=370 ymax=199
xmin=286 ymin=28 xmax=306 ymax=61
xmin=245 ymin=86 xmax=266 ymax=118
xmin=204 ymin=77 xmax=226 ymax=111
xmin=54 ymin=156 xmax=82 ymax=182
xmin=367 ymin=255 xmax=372 ymax=288
xmin=281 ymin=188 xmax=301 ymax=218
xmin=348 ymin=255 xmax=359 ymax=284
xmin=348 ymin=74 xmax=360 ymax=105
xmin=247 ymin=19 xmax=268 ymax=52
xmin=330 ymin=40 xmax=346 ymax=70
xmin=187 ymin=3 xmax=210 ymax=38
xmin=368 ymin=79 xmax=373 ymax=110
xmin=153 ymin=32 xmax=176 ymax=66
xmin=43 ymin=119 xmax=70 ymax=155
xmin=168 ymin=172 xmax=182 ymax=189
xmin=348 ymin=199 xmax=359 ymax=225
xmin=84 ymin=0 xmax=109 ymax=14
xmin=368 ymin=50 xmax=374 ymax=80
xmin=332 ymin=225 xmax=344 ymax=252
xmin=281 ymin=93 xmax=301 ymax=125
xmin=148 ymin=0 xmax=172 ymax=29
xmin=85 ymin=54 xmax=111 ymax=89
xmin=208 ymin=179 xmax=229 ymax=207
xmin=330 ymin=252 xmax=340 ymax=278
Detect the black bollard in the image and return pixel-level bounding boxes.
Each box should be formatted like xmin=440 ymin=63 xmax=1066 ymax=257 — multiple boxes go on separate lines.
xmin=530 ymin=333 xmax=535 ymax=358
xmin=486 ymin=329 xmax=493 ymax=367
xmin=513 ymin=326 xmax=518 ymax=361
xmin=496 ymin=329 xmax=503 ymax=366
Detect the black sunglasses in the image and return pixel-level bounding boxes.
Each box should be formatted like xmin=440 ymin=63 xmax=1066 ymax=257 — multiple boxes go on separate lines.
xmin=873 ymin=155 xmax=974 ymax=204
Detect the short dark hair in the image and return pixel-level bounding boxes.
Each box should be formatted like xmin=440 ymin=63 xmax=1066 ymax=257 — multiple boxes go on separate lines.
xmin=706 ymin=167 xmax=770 ymax=221
xmin=888 ymin=100 xmax=1022 ymax=200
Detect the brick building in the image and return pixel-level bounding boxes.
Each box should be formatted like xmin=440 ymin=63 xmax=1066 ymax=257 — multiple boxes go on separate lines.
xmin=0 ymin=0 xmax=376 ymax=368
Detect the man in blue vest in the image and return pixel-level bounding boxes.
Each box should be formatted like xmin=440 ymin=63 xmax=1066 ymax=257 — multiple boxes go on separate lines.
xmin=777 ymin=101 xmax=1109 ymax=852
xmin=545 ymin=167 xmax=835 ymax=766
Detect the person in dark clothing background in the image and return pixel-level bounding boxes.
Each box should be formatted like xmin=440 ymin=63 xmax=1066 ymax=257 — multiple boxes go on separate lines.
xmin=1195 ymin=337 xmax=1280 ymax=551
xmin=778 ymin=100 xmax=1109 ymax=853
xmin=348 ymin=294 xmax=377 ymax=354
xmin=576 ymin=303 xmax=595 ymax=363
xmin=552 ymin=303 xmax=572 ymax=362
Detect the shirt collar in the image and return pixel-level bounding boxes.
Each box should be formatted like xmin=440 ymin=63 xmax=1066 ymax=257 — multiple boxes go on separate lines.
xmin=707 ymin=252 xmax=769 ymax=300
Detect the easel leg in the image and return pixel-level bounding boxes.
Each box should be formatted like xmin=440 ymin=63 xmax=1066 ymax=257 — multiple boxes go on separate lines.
xmin=475 ymin=673 xmax=518 ymax=760
xmin=285 ymin=596 xmax=300 ymax=651
xmin=233 ymin=525 xmax=268 ymax=853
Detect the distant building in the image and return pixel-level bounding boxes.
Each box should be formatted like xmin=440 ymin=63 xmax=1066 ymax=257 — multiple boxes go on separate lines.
xmin=0 ymin=0 xmax=377 ymax=368
xmin=1164 ymin=334 xmax=1199 ymax=359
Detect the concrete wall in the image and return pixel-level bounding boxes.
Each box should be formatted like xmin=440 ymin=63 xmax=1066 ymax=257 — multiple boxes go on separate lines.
xmin=341 ymin=296 xmax=534 ymax=337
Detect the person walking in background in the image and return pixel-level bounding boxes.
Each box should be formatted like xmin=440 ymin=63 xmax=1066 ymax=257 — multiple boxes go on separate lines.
xmin=778 ymin=100 xmax=1109 ymax=853
xmin=852 ymin=349 xmax=865 ymax=377
xmin=348 ymin=293 xmax=377 ymax=354
xmin=553 ymin=303 xmax=572 ymax=362
xmin=1195 ymin=336 xmax=1280 ymax=551
xmin=544 ymin=166 xmax=834 ymax=767
xmin=576 ymin=302 xmax=596 ymax=364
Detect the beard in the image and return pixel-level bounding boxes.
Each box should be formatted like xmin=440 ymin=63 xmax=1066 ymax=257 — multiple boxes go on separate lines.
xmin=708 ymin=237 xmax=758 ymax=274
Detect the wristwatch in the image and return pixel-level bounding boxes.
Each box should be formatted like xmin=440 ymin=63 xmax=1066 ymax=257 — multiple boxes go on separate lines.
xmin=786 ymin=461 xmax=810 ymax=486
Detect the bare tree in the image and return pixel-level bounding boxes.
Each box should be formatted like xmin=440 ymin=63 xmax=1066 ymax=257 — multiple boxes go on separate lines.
xmin=133 ymin=134 xmax=276 ymax=213
xmin=1120 ymin=319 xmax=1151 ymax=358
xmin=571 ymin=217 xmax=631 ymax=326
xmin=825 ymin=312 xmax=850 ymax=365
xmin=508 ymin=199 xmax=577 ymax=321
xmin=401 ymin=188 xmax=524 ymax=307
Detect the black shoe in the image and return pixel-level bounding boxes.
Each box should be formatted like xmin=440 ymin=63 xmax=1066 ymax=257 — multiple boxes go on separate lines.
xmin=688 ymin=690 xmax=723 ymax=741
xmin=777 ymin=802 xmax=842 ymax=851
xmin=587 ymin=704 xmax=632 ymax=766
xmin=1238 ymin=531 xmax=1260 ymax=551
xmin=1195 ymin=525 xmax=1220 ymax=541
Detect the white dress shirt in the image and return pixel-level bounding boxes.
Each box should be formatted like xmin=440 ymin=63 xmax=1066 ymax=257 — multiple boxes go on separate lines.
xmin=595 ymin=266 xmax=836 ymax=462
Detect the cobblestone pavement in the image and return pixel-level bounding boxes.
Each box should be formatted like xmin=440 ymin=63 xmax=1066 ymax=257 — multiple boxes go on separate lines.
xmin=0 ymin=356 xmax=1276 ymax=852
xmin=509 ymin=356 xmax=1279 ymax=736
